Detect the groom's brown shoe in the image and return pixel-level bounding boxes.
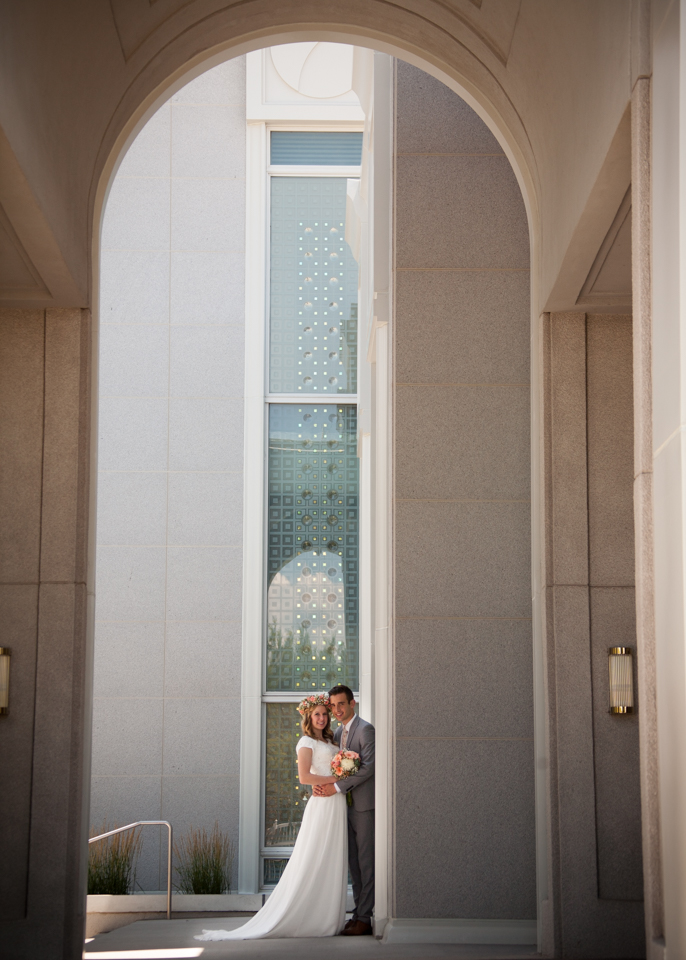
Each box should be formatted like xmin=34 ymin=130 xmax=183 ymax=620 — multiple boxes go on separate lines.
xmin=341 ymin=920 xmax=373 ymax=936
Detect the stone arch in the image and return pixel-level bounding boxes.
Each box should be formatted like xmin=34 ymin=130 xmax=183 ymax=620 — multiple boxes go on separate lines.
xmin=91 ymin=17 xmax=539 ymax=275
xmin=90 ymin=12 xmax=541 ymax=949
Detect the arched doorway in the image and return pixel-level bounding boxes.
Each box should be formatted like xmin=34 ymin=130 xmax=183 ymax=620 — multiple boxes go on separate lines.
xmin=91 ymin=35 xmax=539 ymax=948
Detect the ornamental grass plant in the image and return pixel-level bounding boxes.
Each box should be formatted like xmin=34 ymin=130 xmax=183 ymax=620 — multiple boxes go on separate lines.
xmin=88 ymin=822 xmax=142 ymax=895
xmin=174 ymin=822 xmax=234 ymax=895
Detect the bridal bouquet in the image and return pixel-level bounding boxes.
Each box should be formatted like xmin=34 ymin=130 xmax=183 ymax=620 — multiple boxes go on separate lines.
xmin=331 ymin=750 xmax=361 ymax=807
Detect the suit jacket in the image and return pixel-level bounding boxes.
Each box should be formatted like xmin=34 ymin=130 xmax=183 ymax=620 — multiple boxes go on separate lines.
xmin=333 ymin=714 xmax=375 ymax=812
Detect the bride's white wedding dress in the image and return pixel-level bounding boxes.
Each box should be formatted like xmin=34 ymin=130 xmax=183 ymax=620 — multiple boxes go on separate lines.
xmin=195 ymin=736 xmax=347 ymax=940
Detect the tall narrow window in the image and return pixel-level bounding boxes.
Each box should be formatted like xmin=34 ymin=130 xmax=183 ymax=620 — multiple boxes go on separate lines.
xmin=262 ymin=131 xmax=361 ymax=885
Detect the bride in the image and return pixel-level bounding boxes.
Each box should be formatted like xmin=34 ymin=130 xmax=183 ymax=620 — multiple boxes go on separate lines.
xmin=195 ymin=694 xmax=347 ymax=940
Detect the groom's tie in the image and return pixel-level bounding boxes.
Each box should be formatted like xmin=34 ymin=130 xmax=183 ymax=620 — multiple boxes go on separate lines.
xmin=341 ymin=725 xmax=348 ymax=750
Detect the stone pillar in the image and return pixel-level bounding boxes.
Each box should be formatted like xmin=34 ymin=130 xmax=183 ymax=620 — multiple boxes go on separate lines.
xmin=631 ymin=0 xmax=664 ymax=955
xmin=650 ymin=1 xmax=686 ymax=955
xmin=392 ymin=60 xmax=535 ymax=931
xmin=544 ymin=312 xmax=644 ymax=957
xmin=0 ymin=308 xmax=92 ymax=960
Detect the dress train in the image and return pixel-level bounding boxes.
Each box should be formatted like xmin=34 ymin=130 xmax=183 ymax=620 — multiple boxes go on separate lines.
xmin=195 ymin=737 xmax=346 ymax=940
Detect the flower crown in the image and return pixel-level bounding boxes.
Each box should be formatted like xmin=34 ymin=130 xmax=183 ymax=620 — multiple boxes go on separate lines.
xmin=297 ymin=694 xmax=331 ymax=716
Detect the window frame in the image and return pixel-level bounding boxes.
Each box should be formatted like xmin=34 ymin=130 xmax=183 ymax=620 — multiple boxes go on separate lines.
xmin=239 ymin=121 xmax=365 ymax=892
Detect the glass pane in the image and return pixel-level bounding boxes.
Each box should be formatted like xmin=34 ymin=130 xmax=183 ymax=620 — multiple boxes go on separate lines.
xmin=263 ymin=859 xmax=352 ymax=887
xmin=270 ymin=177 xmax=358 ymax=394
xmin=266 ymin=404 xmax=359 ymax=692
xmin=264 ymin=703 xmax=308 ymax=847
xmin=263 ymin=859 xmax=289 ymax=885
xmin=271 ymin=131 xmax=363 ymax=166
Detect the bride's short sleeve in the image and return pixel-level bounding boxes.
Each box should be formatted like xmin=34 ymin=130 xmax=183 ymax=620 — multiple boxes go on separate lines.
xmin=296 ymin=736 xmax=316 ymax=752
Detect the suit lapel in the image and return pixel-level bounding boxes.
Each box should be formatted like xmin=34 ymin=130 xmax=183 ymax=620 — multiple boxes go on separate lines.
xmin=347 ymin=714 xmax=359 ymax=750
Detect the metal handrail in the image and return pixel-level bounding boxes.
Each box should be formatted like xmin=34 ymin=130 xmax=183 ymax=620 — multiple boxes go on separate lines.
xmin=89 ymin=821 xmax=173 ymax=919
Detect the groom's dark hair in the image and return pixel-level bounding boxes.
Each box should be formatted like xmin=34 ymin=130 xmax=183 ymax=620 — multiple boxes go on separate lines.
xmin=329 ymin=683 xmax=354 ymax=702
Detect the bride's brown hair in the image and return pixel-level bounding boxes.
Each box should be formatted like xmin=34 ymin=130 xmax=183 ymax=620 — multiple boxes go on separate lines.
xmin=301 ymin=704 xmax=334 ymax=743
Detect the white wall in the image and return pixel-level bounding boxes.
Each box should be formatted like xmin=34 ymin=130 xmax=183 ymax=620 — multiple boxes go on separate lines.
xmin=91 ymin=57 xmax=246 ymax=890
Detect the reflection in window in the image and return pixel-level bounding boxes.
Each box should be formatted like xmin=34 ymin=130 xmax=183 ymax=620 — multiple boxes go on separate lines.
xmin=268 ymin=552 xmax=347 ymax=691
xmin=267 ymin=404 xmax=359 ymax=692
xmin=264 ymin=703 xmax=305 ymax=848
xmin=263 ymin=858 xmax=289 ymax=886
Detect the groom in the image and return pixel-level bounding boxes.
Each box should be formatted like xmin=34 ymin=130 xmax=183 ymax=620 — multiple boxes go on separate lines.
xmin=314 ymin=684 xmax=374 ymax=937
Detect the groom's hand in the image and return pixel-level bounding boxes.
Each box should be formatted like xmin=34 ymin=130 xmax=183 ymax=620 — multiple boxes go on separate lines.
xmin=313 ymin=783 xmax=336 ymax=797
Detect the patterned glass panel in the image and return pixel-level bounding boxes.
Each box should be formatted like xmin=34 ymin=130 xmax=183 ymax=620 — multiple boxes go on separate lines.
xmin=266 ymin=404 xmax=359 ymax=692
xmin=270 ymin=178 xmax=358 ymax=394
xmin=264 ymin=703 xmax=308 ymax=848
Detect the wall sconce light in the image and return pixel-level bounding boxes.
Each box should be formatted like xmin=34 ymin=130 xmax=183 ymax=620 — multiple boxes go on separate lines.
xmin=608 ymin=646 xmax=633 ymax=714
xmin=0 ymin=647 xmax=10 ymax=715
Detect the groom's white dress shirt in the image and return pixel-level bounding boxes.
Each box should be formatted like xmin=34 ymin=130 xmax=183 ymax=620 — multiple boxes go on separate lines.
xmin=334 ymin=716 xmax=355 ymax=793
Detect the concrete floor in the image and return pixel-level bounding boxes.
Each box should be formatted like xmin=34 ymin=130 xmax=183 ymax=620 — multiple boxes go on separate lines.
xmin=84 ymin=917 xmax=540 ymax=960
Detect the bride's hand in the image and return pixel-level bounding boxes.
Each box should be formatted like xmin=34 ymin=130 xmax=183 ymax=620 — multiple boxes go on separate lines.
xmin=313 ymin=777 xmax=336 ymax=791
xmin=313 ymin=783 xmax=337 ymax=797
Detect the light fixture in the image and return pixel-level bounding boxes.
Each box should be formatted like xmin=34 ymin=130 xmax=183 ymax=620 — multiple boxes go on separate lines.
xmin=608 ymin=646 xmax=634 ymax=714
xmin=0 ymin=647 xmax=10 ymax=715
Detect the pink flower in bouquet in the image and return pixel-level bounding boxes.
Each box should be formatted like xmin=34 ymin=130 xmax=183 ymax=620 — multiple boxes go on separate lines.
xmin=331 ymin=749 xmax=361 ymax=779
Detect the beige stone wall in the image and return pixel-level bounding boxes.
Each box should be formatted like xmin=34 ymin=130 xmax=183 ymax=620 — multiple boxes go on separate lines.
xmin=0 ymin=308 xmax=92 ymax=955
xmin=543 ymin=312 xmax=643 ymax=955
xmin=587 ymin=316 xmax=641 ymax=901
xmin=650 ymin=3 xmax=686 ymax=956
xmin=392 ymin=61 xmax=535 ymax=920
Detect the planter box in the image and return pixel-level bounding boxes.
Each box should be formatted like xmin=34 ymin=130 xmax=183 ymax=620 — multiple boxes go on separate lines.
xmin=86 ymin=893 xmax=264 ymax=938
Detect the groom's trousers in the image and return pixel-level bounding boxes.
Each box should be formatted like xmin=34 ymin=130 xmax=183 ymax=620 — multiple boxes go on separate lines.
xmin=348 ymin=805 xmax=374 ymax=924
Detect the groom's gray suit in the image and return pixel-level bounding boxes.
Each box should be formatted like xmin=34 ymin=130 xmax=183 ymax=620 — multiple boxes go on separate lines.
xmin=333 ymin=715 xmax=375 ymax=926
